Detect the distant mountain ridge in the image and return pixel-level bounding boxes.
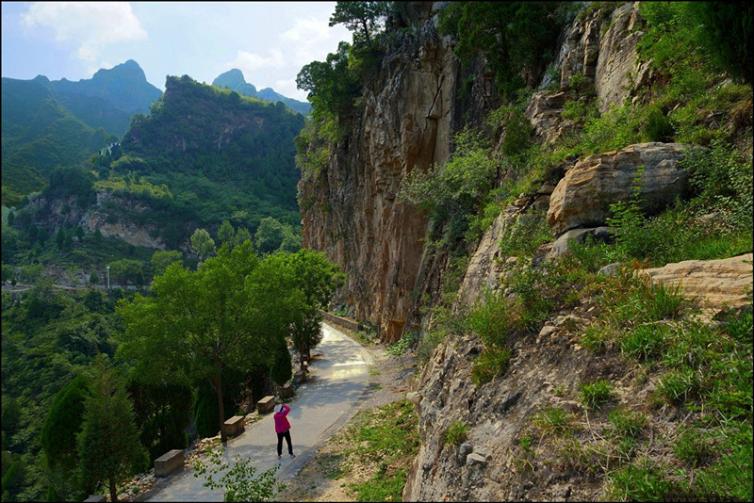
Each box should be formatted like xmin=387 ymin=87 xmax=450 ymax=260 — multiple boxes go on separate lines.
xmin=1 ymin=60 xmax=162 ymax=205
xmin=213 ymin=69 xmax=311 ymax=115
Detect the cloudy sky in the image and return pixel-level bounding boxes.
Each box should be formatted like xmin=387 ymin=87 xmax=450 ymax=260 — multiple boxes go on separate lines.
xmin=1 ymin=1 xmax=351 ymax=101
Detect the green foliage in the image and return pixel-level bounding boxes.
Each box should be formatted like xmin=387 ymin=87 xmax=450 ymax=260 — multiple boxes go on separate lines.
xmin=129 ymin=382 xmax=192 ymax=461
xmin=471 ymin=346 xmax=512 ymax=386
xmin=270 ymin=339 xmax=293 ymax=386
xmin=620 ymin=324 xmax=671 ymax=362
xmin=674 ymin=427 xmax=714 ymax=468
xmin=608 ymin=459 xmax=674 ymax=501
xmin=193 ymin=448 xmax=284 ymax=502
xmin=254 ymin=217 xmax=300 ymax=255
xmin=499 ymin=211 xmax=552 ymax=257
xmin=608 ymin=409 xmax=647 ymax=439
xmin=386 ymin=331 xmax=418 ymax=356
xmin=217 ymin=220 xmax=235 ymax=246
xmin=190 ymin=228 xmax=216 ymax=260
xmin=532 ymin=407 xmax=574 ymax=436
xmin=579 ymin=379 xmax=614 ymax=410
xmin=43 ymin=168 xmax=96 ymax=207
xmin=444 ymin=421 xmax=469 ymax=447
xmin=77 ymin=356 xmax=147 ymax=503
xmin=329 ymin=2 xmax=391 ymax=45
xmin=150 ymin=250 xmax=183 ymax=277
xmin=438 ymin=2 xmax=573 ymax=97
xmin=297 ymin=41 xmax=362 ymax=119
xmin=41 ymin=375 xmax=89 ymax=471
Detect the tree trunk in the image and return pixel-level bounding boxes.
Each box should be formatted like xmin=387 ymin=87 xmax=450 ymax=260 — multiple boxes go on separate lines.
xmin=109 ymin=476 xmax=118 ymax=503
xmin=212 ymin=372 xmax=226 ymax=442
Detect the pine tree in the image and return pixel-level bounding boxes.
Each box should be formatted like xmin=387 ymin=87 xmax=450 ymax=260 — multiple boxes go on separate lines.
xmin=77 ymin=356 xmax=147 ymax=503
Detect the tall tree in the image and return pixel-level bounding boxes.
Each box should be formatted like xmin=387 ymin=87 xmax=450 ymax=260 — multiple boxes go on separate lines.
xmin=117 ymin=242 xmax=303 ymax=440
xmin=77 ymin=356 xmax=146 ymax=503
xmin=217 ymin=220 xmax=235 ymax=246
xmin=150 ymin=250 xmax=183 ymax=276
xmin=190 ymin=228 xmax=216 ymax=261
xmin=329 ymin=1 xmax=392 ymax=45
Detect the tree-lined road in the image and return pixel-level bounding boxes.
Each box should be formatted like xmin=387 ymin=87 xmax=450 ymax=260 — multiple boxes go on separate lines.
xmin=145 ymin=322 xmax=371 ymax=501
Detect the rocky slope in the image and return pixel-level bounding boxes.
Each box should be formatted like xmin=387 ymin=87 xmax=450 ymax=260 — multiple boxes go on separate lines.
xmin=300 ymin=1 xmax=752 ymax=500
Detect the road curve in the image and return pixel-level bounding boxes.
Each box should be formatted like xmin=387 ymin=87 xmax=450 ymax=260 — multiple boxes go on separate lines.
xmin=145 ymin=322 xmax=371 ymax=501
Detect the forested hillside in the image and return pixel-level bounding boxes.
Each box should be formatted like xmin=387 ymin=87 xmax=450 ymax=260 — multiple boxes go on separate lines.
xmin=1 ymin=60 xmax=162 ymax=207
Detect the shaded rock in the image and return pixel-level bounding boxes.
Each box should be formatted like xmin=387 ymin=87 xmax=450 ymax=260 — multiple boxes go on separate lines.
xmin=547 ymin=142 xmax=690 ymax=235
xmin=547 ymin=226 xmax=612 ymax=257
xmin=458 ymin=442 xmax=474 ymax=464
xmin=638 ymin=254 xmax=753 ymax=312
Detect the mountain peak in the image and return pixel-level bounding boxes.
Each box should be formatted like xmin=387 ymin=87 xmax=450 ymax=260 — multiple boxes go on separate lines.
xmin=92 ymin=60 xmax=148 ymax=83
xmin=213 ymin=69 xmax=251 ymax=89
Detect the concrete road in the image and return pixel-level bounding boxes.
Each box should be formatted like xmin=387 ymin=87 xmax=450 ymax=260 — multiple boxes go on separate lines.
xmin=145 ymin=322 xmax=371 ymax=501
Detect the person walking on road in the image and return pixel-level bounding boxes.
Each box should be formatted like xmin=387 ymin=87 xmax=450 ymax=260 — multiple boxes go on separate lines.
xmin=274 ymin=404 xmax=295 ymax=460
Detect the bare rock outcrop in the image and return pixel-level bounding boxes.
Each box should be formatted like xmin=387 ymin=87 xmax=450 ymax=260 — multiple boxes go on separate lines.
xmin=547 ymin=142 xmax=690 ymax=235
xmin=639 ymin=253 xmax=753 ymax=312
xmin=300 ymin=7 xmax=458 ymax=341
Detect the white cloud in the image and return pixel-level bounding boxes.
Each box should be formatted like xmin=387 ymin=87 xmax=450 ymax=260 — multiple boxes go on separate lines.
xmin=226 ymin=49 xmax=285 ymax=75
xmin=282 ymin=17 xmax=331 ymax=44
xmin=274 ymin=78 xmax=305 ymax=101
xmin=21 ymin=2 xmax=146 ymax=71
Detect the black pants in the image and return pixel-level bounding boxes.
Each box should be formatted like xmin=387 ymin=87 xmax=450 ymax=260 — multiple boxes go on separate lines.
xmin=277 ymin=430 xmax=293 ymax=456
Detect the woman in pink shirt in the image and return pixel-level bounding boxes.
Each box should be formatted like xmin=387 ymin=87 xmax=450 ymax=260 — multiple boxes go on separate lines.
xmin=274 ymin=404 xmax=295 ymax=459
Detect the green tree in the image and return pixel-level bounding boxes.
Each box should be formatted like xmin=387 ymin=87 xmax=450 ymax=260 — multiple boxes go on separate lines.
xmin=108 ymin=259 xmax=145 ymax=287
xmin=89 ymin=272 xmax=99 ymax=285
xmin=270 ymin=339 xmax=293 ymax=386
xmin=77 ymin=356 xmax=147 ymax=503
xmin=217 ymin=220 xmax=235 ymax=246
xmin=258 ymin=250 xmax=343 ymax=369
xmin=279 ymin=227 xmax=302 ymax=253
xmin=1 ymin=396 xmax=20 ymax=437
xmin=296 ymin=41 xmax=361 ymax=117
xmin=6 ymin=211 xmax=14 ymax=227
xmin=55 ymin=229 xmax=65 ymax=250
xmin=75 ymin=226 xmax=85 ymax=241
xmin=254 ymin=217 xmax=285 ymax=254
xmin=117 ymin=242 xmax=304 ymax=441
xmin=190 ymin=228 xmax=216 ymax=261
xmin=193 ymin=449 xmax=284 ymax=502
xmin=691 ymin=2 xmax=753 ymax=83
xmin=329 ymin=1 xmax=392 ymax=45
xmin=234 ymin=227 xmax=253 ymax=247
xmin=150 ymin=250 xmax=183 ymax=276
xmin=41 ymin=375 xmax=90 ymax=500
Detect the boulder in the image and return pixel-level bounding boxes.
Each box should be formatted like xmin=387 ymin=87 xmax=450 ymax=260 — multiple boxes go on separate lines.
xmin=638 ymin=254 xmax=753 ymax=312
xmin=547 ymin=143 xmax=689 ymax=235
xmin=598 ymin=262 xmax=623 ymax=276
xmin=466 ymin=452 xmax=488 ymax=466
xmin=154 ymin=449 xmax=184 ymax=477
xmin=222 ymin=415 xmax=245 ymax=438
xmin=547 ymin=226 xmax=611 ymax=257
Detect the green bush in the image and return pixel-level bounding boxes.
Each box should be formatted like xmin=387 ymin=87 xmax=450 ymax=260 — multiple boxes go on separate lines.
xmin=471 ymin=347 xmax=511 ymax=386
xmin=643 ymin=106 xmax=674 ymax=141
xmin=444 ymin=420 xmax=469 ymax=446
xmin=608 ymin=408 xmax=647 ymax=439
xmin=674 ymin=427 xmax=714 ymax=467
xmin=580 ymin=379 xmax=614 ymax=409
xmin=532 ymin=407 xmax=573 ymax=435
xmin=608 ymin=459 xmax=674 ymax=501
xmin=620 ymin=324 xmax=670 ymax=362
xmin=657 ymin=368 xmax=698 ymax=404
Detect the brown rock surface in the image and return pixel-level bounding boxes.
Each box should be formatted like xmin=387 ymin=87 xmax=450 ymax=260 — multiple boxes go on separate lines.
xmin=547 ymin=142 xmax=689 ymax=235
xmin=299 ymin=9 xmax=457 ymax=342
xmin=638 ymin=254 xmax=753 ymax=311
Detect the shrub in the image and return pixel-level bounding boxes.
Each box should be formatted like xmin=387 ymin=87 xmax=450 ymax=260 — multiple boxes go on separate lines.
xmin=674 ymin=427 xmax=714 ymax=467
xmin=532 ymin=407 xmax=573 ymax=436
xmin=471 ymin=347 xmax=511 ymax=386
xmin=444 ymin=420 xmax=469 ymax=447
xmin=580 ymin=379 xmax=614 ymax=409
xmin=643 ymin=105 xmax=674 ymax=141
xmin=608 ymin=408 xmax=647 ymax=439
xmin=657 ymin=368 xmax=698 ymax=404
xmin=608 ymin=459 xmax=674 ymax=501
xmin=620 ymin=324 xmax=670 ymax=361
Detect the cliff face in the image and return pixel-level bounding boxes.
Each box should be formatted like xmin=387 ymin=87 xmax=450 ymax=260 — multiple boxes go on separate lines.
xmin=300 ymin=4 xmax=459 ymax=341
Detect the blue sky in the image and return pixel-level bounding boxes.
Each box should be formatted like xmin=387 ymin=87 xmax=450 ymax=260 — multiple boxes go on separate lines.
xmin=1 ymin=2 xmax=351 ymax=100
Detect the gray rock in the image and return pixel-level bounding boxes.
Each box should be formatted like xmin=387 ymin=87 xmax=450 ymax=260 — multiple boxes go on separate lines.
xmin=538 ymin=325 xmax=557 ymax=338
xmin=466 ymin=452 xmax=488 ymax=466
xmin=548 ymin=226 xmax=612 ymax=257
xmin=406 ymin=391 xmax=422 ymax=405
xmin=598 ymin=262 xmax=622 ymax=276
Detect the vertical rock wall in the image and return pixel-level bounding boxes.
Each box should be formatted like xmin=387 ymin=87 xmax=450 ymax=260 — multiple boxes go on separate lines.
xmin=300 ymin=5 xmax=458 ymax=341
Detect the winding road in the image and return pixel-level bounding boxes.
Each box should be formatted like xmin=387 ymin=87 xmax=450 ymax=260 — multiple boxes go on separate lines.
xmin=145 ymin=322 xmax=372 ymax=501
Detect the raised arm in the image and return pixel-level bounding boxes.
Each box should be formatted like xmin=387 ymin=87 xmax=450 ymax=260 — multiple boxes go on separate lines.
xmin=281 ymin=404 xmax=291 ymax=416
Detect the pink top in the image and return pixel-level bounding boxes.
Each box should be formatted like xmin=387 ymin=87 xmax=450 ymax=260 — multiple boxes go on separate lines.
xmin=274 ymin=404 xmax=291 ymax=433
